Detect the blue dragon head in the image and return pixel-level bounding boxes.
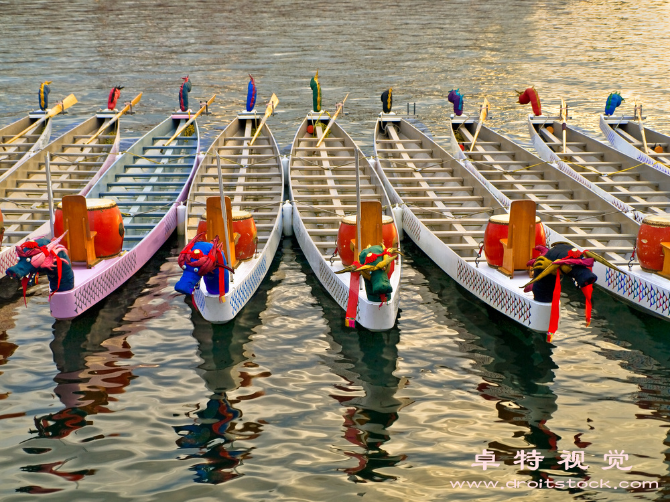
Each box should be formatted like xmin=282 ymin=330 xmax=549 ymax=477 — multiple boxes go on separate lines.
xmin=175 ymin=233 xmax=229 ymax=297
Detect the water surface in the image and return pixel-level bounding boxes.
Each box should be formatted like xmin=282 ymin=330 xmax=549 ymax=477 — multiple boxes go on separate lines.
xmin=2 ymin=1 xmax=670 ymax=500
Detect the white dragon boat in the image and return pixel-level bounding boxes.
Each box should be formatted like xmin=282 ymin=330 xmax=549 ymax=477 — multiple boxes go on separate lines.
xmin=38 ymin=96 xmax=214 ymax=319
xmin=373 ymin=112 xmax=558 ymax=332
xmin=289 ymin=106 xmax=402 ymax=331
xmin=180 ymin=95 xmax=284 ymax=323
xmin=527 ymin=109 xmax=670 ymax=322
xmin=600 ymin=104 xmax=670 ymax=178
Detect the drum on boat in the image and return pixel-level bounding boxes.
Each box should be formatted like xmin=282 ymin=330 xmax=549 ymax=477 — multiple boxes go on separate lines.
xmin=484 ymin=214 xmax=546 ymax=268
xmin=233 ymin=210 xmax=257 ymax=261
xmin=55 ymin=198 xmax=124 ymax=259
xmin=195 ymin=211 xmax=258 ymax=261
xmin=637 ymin=215 xmax=670 ymax=272
xmin=196 ymin=214 xmax=207 ymax=236
xmin=337 ymin=215 xmax=398 ymax=266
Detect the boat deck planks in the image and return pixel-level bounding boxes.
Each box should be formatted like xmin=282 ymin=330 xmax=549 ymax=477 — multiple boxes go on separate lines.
xmin=456 ymin=120 xmax=639 ymax=265
xmin=0 ymin=116 xmax=119 ymax=246
xmin=185 ymin=116 xmax=282 ymax=255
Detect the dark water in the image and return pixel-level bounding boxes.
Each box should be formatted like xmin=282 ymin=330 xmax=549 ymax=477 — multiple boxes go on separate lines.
xmin=2 ymin=1 xmax=670 ymax=500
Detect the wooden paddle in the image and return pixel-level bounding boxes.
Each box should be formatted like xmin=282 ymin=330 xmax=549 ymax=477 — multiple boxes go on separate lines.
xmin=6 ymin=94 xmax=78 ymax=145
xmin=163 ymin=94 xmax=216 ymax=147
xmin=85 ymin=92 xmax=143 ymax=145
xmin=248 ymin=93 xmax=279 ymax=147
xmin=635 ymin=101 xmax=650 ymax=154
xmin=560 ymin=98 xmax=568 ymax=154
xmin=315 ymin=93 xmax=349 ymax=148
xmin=469 ymin=97 xmax=489 ymax=152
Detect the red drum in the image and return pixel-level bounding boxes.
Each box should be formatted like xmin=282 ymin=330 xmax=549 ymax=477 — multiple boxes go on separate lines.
xmin=637 ymin=215 xmax=670 ymax=271
xmin=55 ymin=198 xmax=124 ymax=259
xmin=196 ymin=214 xmax=207 ymax=236
xmin=337 ymin=215 xmax=398 ymax=266
xmin=194 ymin=211 xmax=257 ymax=261
xmin=484 ymin=214 xmax=546 ymax=268
xmin=233 ymin=211 xmax=257 ymax=261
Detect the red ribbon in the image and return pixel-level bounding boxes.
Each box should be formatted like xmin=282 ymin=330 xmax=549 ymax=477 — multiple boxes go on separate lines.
xmin=345 ymin=272 xmax=360 ymax=328
xmin=582 ymin=284 xmax=593 ymax=327
xmin=547 ymin=271 xmax=562 ymax=342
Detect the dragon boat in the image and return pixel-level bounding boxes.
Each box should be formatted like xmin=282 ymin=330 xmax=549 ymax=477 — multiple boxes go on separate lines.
xmin=176 ymin=85 xmax=284 ymax=323
xmin=0 ymin=85 xmax=76 ymax=177
xmin=523 ymin=98 xmax=670 ymax=322
xmin=0 ymin=90 xmax=140 ymax=281
xmin=5 ymin=88 xmax=215 ymax=319
xmin=372 ymin=95 xmax=560 ymax=333
xmin=288 ymin=75 xmax=402 ymax=331
xmin=599 ymin=98 xmax=670 ymax=178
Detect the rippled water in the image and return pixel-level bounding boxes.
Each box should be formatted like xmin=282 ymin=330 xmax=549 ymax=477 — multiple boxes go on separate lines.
xmin=2 ymin=1 xmax=670 ymax=500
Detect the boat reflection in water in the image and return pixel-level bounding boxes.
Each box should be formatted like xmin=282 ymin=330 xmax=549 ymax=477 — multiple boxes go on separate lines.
xmin=174 ymin=271 xmax=275 ymax=484
xmin=408 ymin=242 xmax=589 ymax=483
xmin=31 ymin=244 xmax=175 ymax=439
xmin=18 ymin=245 xmax=175 ymax=494
xmin=323 ymin=323 xmax=411 ymax=482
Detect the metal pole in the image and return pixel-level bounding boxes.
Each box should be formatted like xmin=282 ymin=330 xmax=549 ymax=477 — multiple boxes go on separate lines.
xmin=217 ymin=153 xmax=233 ymax=280
xmin=45 ymin=153 xmax=55 ymax=238
xmin=355 ymin=147 xmax=361 ymax=257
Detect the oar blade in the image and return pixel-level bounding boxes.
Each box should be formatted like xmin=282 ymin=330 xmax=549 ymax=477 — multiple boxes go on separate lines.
xmin=49 ymin=94 xmax=78 ymax=118
xmin=164 ymin=94 xmax=216 ymax=147
xmin=469 ymin=97 xmax=488 ymax=152
xmin=249 ymin=93 xmax=280 ymax=146
xmin=315 ymin=93 xmax=348 ymax=148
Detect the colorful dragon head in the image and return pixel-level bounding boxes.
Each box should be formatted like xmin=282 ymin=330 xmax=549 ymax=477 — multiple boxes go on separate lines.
xmin=175 ymin=233 xmax=230 ymax=299
xmin=5 ymin=235 xmax=74 ymax=302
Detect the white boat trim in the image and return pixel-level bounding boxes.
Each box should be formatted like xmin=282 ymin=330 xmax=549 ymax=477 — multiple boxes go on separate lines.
xmin=373 ymin=115 xmax=553 ymax=332
xmin=528 ymin=115 xmax=670 ymax=321
xmin=289 ymin=112 xmax=401 ymax=331
xmin=186 ymin=113 xmax=284 ymax=323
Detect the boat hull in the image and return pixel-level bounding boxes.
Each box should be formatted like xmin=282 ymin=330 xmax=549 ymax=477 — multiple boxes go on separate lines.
xmin=289 ymin=113 xmax=401 ymax=331
xmin=49 ymin=116 xmax=200 ymax=319
xmin=600 ymin=115 xmax=670 ymax=177
xmin=528 ymin=116 xmax=670 ymax=322
xmin=183 ymin=113 xmax=284 ymax=323
xmin=292 ymin=203 xmax=401 ymax=331
xmin=49 ymin=206 xmax=180 ymax=319
xmin=193 ymin=209 xmax=282 ymax=323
